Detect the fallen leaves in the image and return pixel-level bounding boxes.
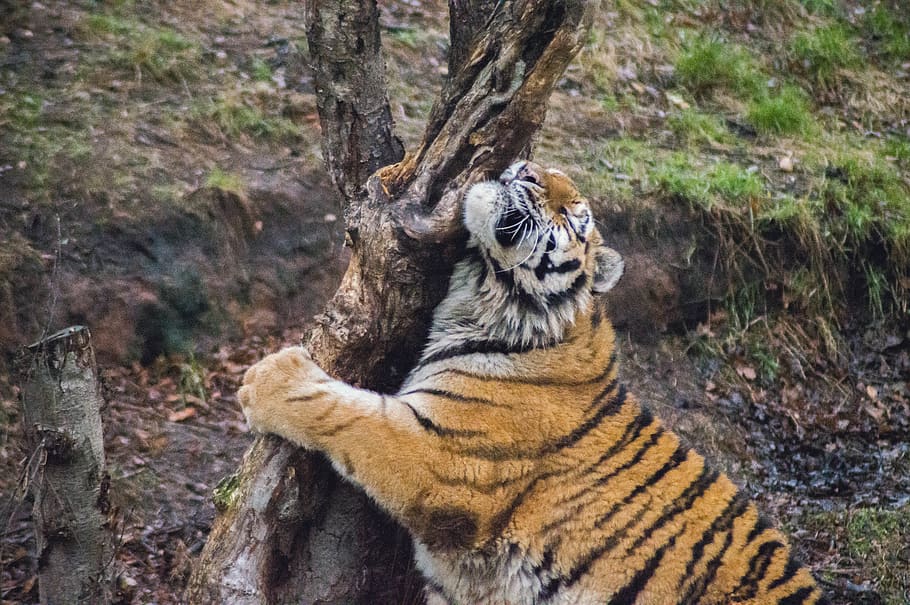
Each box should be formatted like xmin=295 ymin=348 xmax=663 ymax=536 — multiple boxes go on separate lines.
xmin=735 ymin=363 xmax=758 ymax=381
xmin=167 ymin=407 xmax=197 ymax=423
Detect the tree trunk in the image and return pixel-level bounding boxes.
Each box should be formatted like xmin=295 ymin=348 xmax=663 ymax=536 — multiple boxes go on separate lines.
xmin=18 ymin=326 xmax=111 ymax=605
xmin=188 ymin=2 xmax=593 ymax=602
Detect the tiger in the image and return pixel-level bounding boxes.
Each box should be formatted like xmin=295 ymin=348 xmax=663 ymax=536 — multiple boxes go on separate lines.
xmin=239 ymin=160 xmax=827 ymax=604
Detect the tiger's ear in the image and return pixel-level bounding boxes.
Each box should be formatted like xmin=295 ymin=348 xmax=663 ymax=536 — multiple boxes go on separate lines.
xmin=592 ymin=245 xmax=624 ymax=293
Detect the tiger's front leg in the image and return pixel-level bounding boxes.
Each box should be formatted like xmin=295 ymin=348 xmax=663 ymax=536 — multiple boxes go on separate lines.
xmin=238 ymin=347 xmax=336 ymax=450
xmin=237 ymin=347 xmax=491 ymax=543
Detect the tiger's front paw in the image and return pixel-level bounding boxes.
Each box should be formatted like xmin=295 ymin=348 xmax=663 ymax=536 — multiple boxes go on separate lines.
xmin=237 ymin=346 xmax=329 ymax=435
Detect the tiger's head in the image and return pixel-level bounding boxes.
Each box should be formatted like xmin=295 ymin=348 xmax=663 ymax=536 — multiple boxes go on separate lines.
xmin=456 ymin=160 xmax=624 ymax=346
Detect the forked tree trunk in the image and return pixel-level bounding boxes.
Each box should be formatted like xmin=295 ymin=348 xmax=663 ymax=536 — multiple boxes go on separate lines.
xmin=19 ymin=326 xmax=111 ymax=605
xmin=187 ymin=1 xmax=592 ymax=602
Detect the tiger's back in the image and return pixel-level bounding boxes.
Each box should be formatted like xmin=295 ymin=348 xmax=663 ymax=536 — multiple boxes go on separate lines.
xmin=401 ymin=300 xmax=821 ymax=604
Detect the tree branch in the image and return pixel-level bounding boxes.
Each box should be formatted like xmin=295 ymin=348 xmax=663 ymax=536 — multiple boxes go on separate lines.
xmin=447 ymin=0 xmax=500 ymax=77
xmin=305 ymin=0 xmax=404 ymax=202
xmin=385 ymin=0 xmax=592 ymax=242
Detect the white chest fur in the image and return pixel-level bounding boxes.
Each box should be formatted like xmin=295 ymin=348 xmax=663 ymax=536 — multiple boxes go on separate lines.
xmin=413 ymin=540 xmax=593 ymax=605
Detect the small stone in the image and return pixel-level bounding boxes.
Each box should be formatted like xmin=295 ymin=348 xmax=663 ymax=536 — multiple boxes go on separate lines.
xmin=0 ymin=36 xmax=11 ymax=46
xmin=779 ymin=155 xmax=794 ymax=172
xmin=17 ymin=160 xmax=27 ymax=170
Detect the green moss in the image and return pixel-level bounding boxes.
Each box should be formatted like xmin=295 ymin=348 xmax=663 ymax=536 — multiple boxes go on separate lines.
xmin=824 ymin=153 xmax=910 ymax=264
xmin=387 ymin=27 xmax=420 ymax=49
xmin=708 ymin=162 xmax=763 ymax=203
xmin=205 ymin=167 xmax=245 ymax=195
xmin=0 ymin=91 xmax=95 ymax=192
xmin=250 ymin=57 xmax=273 ymax=82
xmin=790 ymin=24 xmax=861 ymax=85
xmin=151 ymin=183 xmax=184 ymax=205
xmin=747 ymin=85 xmax=814 ymax=135
xmin=212 ymin=473 xmax=242 ymax=512
xmin=675 ymin=36 xmax=764 ymax=98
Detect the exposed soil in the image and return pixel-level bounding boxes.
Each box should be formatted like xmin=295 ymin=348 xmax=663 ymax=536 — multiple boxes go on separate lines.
xmin=1 ymin=1 xmax=909 ymax=604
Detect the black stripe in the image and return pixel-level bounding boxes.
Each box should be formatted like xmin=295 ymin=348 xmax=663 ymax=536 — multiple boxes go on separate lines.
xmin=455 ymin=442 xmax=538 ymax=461
xmin=545 ymin=271 xmax=588 ymax=307
xmin=533 ymin=548 xmax=556 ymax=580
xmin=679 ymin=495 xmax=750 ymax=604
xmin=403 ymin=402 xmax=484 ymax=437
xmin=547 ymin=384 xmax=627 ymax=452
xmin=494 ymin=205 xmax=529 ymax=247
xmin=595 ymin=426 xmax=664 ymax=493
xmin=413 ymin=350 xmax=616 ymax=388
xmin=487 ymin=254 xmax=543 ymax=311
xmin=584 ymin=365 xmax=620 ymax=412
xmin=747 ymin=516 xmax=772 ymax=543
xmin=606 ymin=529 xmax=682 ymax=605
xmin=486 ymin=469 xmax=560 ymax=541
xmin=591 ymin=299 xmax=604 ymax=328
xmin=538 ymin=411 xmax=660 ymax=535
xmin=587 ymin=435 xmax=675 ymax=533
xmin=399 ymin=387 xmax=504 ymax=406
xmin=627 ymin=464 xmax=719 ymax=553
xmin=534 ymin=254 xmax=581 ymax=280
xmin=463 ymin=245 xmax=488 ymax=289
xmin=768 ymin=555 xmax=804 ymax=591
xmin=416 ymin=338 xmax=538 ymax=368
xmin=589 ymin=408 xmax=655 ymax=469
xmin=736 ymin=540 xmax=785 ymax=600
xmin=287 ymin=393 xmax=321 ymax=402
xmin=317 ymin=414 xmax=364 ymax=437
xmin=780 ymin=586 xmax=816 ymax=605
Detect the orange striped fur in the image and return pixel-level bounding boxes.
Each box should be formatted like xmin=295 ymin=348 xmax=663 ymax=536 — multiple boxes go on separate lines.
xmin=240 ymin=162 xmax=826 ymax=604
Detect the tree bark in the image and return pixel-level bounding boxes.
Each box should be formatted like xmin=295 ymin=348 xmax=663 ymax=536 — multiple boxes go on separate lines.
xmin=188 ymin=2 xmax=592 ymax=603
xmin=18 ymin=326 xmax=111 ymax=605
xmin=305 ymin=0 xmax=404 ymax=201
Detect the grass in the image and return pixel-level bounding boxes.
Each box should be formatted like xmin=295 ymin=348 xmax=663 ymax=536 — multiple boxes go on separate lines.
xmin=865 ymin=5 xmax=910 ymax=62
xmin=655 ymin=155 xmax=763 ymax=213
xmin=250 ymin=58 xmax=274 ymax=82
xmin=790 ymin=24 xmax=861 ymax=86
xmin=650 ymin=132 xmax=910 ymax=317
xmin=81 ymin=12 xmax=201 ymax=83
xmin=747 ymin=84 xmax=814 ymax=135
xmin=675 ymin=36 xmax=765 ymax=98
xmin=668 ymin=110 xmax=732 ymax=146
xmin=204 ymin=167 xmax=245 ymax=195
xmin=884 ymin=136 xmax=910 ymax=164
xmin=0 ymin=92 xmax=95 ymax=191
xmin=802 ymin=506 xmax=910 ymax=605
xmin=798 ymin=0 xmax=841 ymax=16
xmin=822 ymin=152 xmax=910 ymax=270
xmin=192 ymin=95 xmax=300 ymax=142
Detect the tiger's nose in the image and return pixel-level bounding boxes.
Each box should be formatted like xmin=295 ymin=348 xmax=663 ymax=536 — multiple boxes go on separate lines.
xmin=499 ymin=160 xmax=526 ymax=185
